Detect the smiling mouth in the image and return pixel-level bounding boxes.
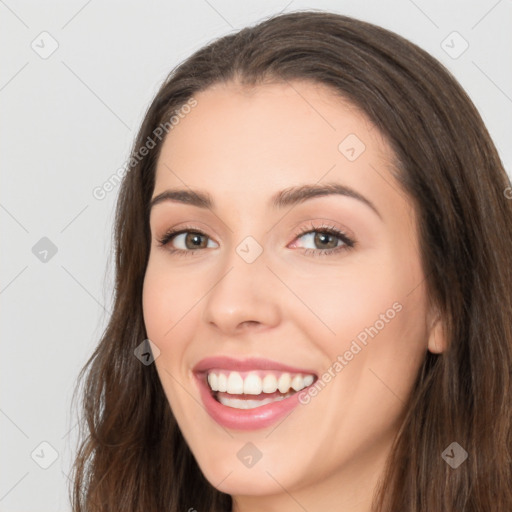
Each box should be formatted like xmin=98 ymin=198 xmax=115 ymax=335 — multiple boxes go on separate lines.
xmin=205 ymin=369 xmax=316 ymax=410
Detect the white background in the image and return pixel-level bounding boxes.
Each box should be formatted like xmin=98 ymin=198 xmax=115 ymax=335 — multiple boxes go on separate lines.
xmin=1 ymin=0 xmax=511 ymax=510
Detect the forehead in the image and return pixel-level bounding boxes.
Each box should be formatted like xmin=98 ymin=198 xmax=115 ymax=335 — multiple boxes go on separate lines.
xmin=153 ymin=80 xmax=406 ymax=218
xmin=158 ymin=80 xmax=386 ymax=164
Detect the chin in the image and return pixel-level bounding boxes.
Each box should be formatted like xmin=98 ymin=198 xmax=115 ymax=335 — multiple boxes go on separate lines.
xmin=191 ymin=444 xmax=300 ymax=497
xmin=202 ymin=465 xmax=292 ymax=497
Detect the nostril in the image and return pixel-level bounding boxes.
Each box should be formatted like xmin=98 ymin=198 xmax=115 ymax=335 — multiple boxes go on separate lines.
xmin=240 ymin=321 xmax=260 ymax=328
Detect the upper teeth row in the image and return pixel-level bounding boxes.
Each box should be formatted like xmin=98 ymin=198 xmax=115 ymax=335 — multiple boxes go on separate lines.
xmin=207 ymin=371 xmax=315 ymax=395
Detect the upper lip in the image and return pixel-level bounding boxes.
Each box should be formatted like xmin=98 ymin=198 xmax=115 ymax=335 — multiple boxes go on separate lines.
xmin=193 ymin=356 xmax=318 ymax=376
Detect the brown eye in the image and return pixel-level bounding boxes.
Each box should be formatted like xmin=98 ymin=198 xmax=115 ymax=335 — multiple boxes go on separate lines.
xmin=157 ymin=228 xmax=219 ymax=256
xmin=311 ymin=232 xmax=340 ymax=250
xmin=182 ymin=232 xmax=209 ymax=249
xmin=291 ymin=222 xmax=356 ymax=257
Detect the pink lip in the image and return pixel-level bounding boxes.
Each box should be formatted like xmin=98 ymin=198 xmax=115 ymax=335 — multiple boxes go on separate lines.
xmin=193 ymin=356 xmax=317 ymax=431
xmin=193 ymin=356 xmax=317 ymax=375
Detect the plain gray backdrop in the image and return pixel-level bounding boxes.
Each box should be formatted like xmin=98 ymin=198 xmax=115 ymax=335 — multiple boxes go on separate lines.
xmin=1 ymin=0 xmax=511 ymax=510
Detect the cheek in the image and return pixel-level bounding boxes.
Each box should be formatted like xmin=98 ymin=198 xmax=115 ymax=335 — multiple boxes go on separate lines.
xmin=317 ymin=257 xmax=428 ymax=415
xmin=142 ymin=259 xmax=198 ymax=417
xmin=284 ymin=255 xmax=407 ymax=350
xmin=142 ymin=265 xmax=168 ymax=340
xmin=290 ymin=248 xmax=428 ymax=394
xmin=142 ymin=256 xmax=203 ymax=341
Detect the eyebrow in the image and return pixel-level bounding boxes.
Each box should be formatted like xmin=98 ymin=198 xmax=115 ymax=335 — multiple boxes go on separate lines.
xmin=149 ymin=181 xmax=382 ymax=219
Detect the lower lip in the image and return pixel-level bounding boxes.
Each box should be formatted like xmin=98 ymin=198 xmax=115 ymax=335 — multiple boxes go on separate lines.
xmin=195 ymin=374 xmax=305 ymax=431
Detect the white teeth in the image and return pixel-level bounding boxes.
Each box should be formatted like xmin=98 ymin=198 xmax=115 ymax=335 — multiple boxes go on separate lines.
xmin=291 ymin=374 xmax=304 ymax=391
xmin=206 ymin=370 xmax=315 ymax=395
xmin=218 ymin=391 xmax=295 ymax=409
xmin=243 ymin=373 xmax=262 ymax=395
xmin=207 ymin=373 xmax=218 ymax=391
xmin=277 ymin=373 xmax=291 ymax=393
xmin=217 ymin=373 xmax=227 ymax=392
xmin=303 ymin=375 xmax=314 ymax=387
xmin=226 ymin=372 xmax=244 ymax=394
xmin=262 ymin=374 xmax=278 ymax=393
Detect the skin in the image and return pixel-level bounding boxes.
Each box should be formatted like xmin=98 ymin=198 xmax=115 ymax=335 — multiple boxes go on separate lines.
xmin=142 ymin=80 xmax=445 ymax=511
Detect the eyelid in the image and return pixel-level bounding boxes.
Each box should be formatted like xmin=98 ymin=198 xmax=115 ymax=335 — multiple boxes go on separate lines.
xmin=291 ymin=220 xmax=355 ymax=246
xmin=156 ymin=224 xmax=218 ymax=248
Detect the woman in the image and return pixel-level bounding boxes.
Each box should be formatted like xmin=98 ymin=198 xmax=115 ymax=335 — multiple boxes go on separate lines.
xmin=71 ymin=10 xmax=512 ymax=511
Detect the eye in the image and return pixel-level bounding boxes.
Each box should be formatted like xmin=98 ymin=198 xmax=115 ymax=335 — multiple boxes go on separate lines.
xmin=156 ymin=221 xmax=356 ymax=257
xmin=157 ymin=225 xmax=218 ymax=257
xmin=291 ymin=221 xmax=355 ymax=257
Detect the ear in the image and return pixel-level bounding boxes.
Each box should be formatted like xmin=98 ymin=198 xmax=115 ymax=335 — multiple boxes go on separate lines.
xmin=427 ymin=309 xmax=446 ymax=354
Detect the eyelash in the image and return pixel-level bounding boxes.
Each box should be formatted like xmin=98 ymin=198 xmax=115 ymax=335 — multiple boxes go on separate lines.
xmin=156 ymin=221 xmax=356 ymax=258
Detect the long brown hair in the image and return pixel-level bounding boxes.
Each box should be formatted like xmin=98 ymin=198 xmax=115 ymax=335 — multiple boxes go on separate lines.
xmin=70 ymin=10 xmax=512 ymax=511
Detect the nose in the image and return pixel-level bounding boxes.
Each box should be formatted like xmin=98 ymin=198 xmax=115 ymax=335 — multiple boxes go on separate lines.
xmin=201 ymin=246 xmax=281 ymax=336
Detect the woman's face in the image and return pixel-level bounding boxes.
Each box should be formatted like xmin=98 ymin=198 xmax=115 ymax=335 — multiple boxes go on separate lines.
xmin=143 ymin=80 xmax=442 ymax=508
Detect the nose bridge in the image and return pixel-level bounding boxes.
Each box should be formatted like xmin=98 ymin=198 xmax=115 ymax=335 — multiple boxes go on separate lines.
xmin=201 ymin=232 xmax=281 ymax=333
